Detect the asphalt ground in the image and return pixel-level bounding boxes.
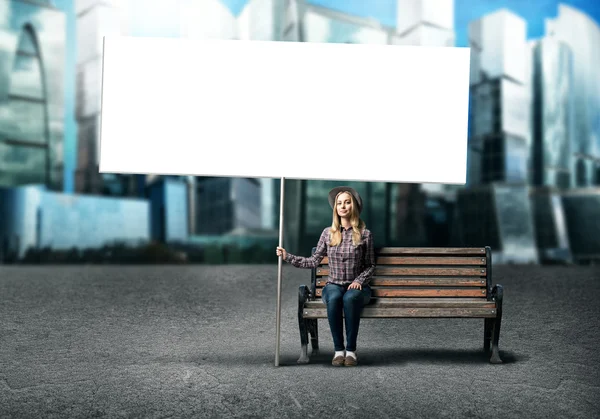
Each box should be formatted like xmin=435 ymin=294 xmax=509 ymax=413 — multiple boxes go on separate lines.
xmin=0 ymin=264 xmax=599 ymax=418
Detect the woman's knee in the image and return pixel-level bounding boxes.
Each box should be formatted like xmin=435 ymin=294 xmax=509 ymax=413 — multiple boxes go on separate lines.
xmin=323 ymin=285 xmax=343 ymax=304
xmin=343 ymin=289 xmax=363 ymax=305
xmin=344 ymin=288 xmax=371 ymax=306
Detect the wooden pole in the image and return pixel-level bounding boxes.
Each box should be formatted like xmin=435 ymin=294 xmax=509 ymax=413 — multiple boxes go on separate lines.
xmin=275 ymin=177 xmax=285 ymax=366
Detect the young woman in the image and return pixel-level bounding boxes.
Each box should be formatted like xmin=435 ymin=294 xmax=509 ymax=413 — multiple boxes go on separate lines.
xmin=276 ymin=186 xmax=375 ymax=366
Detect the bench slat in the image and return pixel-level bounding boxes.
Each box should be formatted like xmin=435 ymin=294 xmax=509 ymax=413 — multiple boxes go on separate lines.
xmin=316 ymin=267 xmax=486 ymax=277
xmin=315 ymin=277 xmax=487 ymax=287
xmin=315 ymin=288 xmax=487 ymax=298
xmin=376 ymin=247 xmax=486 ymax=255
xmin=320 ymin=256 xmax=486 ymax=265
xmin=302 ymin=307 xmax=497 ymax=318
xmin=305 ymin=298 xmax=495 ymax=308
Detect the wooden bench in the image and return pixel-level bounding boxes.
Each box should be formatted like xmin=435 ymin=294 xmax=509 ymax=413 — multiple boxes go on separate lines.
xmin=297 ymin=246 xmax=504 ymax=364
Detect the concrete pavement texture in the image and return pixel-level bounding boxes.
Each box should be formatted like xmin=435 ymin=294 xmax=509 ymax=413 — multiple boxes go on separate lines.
xmin=0 ymin=264 xmax=599 ymax=418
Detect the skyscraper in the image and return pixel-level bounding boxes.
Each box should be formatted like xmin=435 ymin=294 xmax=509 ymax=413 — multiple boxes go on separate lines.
xmin=74 ymin=0 xmax=129 ymax=195
xmin=458 ymin=9 xmax=538 ymax=263
xmin=543 ymin=4 xmax=600 ymax=263
xmin=261 ymin=177 xmax=281 ymax=230
xmin=282 ymin=0 xmax=302 ymax=42
xmin=393 ymin=0 xmax=454 ymax=47
xmin=528 ymin=37 xmax=574 ymax=263
xmin=468 ymin=9 xmax=531 ymax=185
xmin=545 ymin=4 xmax=600 ymax=187
xmin=0 ymin=0 xmax=66 ymax=191
xmin=530 ymin=38 xmax=573 ymax=189
xmin=195 ymin=177 xmax=261 ymax=235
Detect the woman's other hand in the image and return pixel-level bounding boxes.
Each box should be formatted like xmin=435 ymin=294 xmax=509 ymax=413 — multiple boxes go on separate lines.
xmin=276 ymin=247 xmax=287 ymax=260
xmin=348 ymin=281 xmax=362 ymax=290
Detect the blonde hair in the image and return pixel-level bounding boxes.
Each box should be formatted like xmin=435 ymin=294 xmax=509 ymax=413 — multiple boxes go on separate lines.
xmin=329 ymin=191 xmax=365 ymax=247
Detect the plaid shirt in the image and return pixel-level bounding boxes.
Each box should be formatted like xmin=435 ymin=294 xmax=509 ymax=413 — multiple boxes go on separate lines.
xmin=285 ymin=226 xmax=375 ymax=286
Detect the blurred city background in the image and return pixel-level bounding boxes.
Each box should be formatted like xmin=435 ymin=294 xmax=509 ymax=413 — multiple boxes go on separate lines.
xmin=0 ymin=0 xmax=598 ymax=265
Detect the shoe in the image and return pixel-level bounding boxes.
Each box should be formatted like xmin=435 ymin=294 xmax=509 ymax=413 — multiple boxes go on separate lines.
xmin=332 ymin=356 xmax=345 ymax=366
xmin=344 ymin=355 xmax=357 ymax=366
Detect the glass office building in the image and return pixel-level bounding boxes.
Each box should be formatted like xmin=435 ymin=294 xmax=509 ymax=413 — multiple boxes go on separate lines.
xmin=0 ymin=184 xmax=150 ymax=261
xmin=392 ymin=0 xmax=455 ymax=47
xmin=148 ymin=177 xmax=189 ymax=244
xmin=466 ymin=10 xmax=531 ymax=176
xmin=457 ymin=183 xmax=538 ymax=263
xmin=560 ymin=188 xmax=600 ymax=263
xmin=546 ymin=4 xmax=600 ymax=187
xmin=0 ymin=0 xmax=66 ymax=190
xmin=195 ymin=177 xmax=261 ymax=235
xmin=528 ymin=37 xmax=574 ymax=263
xmin=261 ymin=177 xmax=282 ymax=230
xmin=530 ymin=187 xmax=572 ymax=263
xmin=298 ymin=2 xmax=391 ymax=44
xmin=468 ymin=10 xmax=531 ymax=185
xmin=469 ymin=82 xmax=531 ymax=184
xmin=75 ymin=0 xmax=132 ymax=195
xmin=531 ymin=38 xmax=574 ymax=189
xmin=459 ymin=10 xmax=538 ymax=263
xmin=293 ymin=0 xmax=455 ymax=47
xmin=541 ymin=5 xmax=600 ymax=262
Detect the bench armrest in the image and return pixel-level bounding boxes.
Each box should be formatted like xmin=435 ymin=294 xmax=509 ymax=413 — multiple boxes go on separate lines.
xmin=491 ymin=284 xmax=504 ymax=315
xmin=491 ymin=284 xmax=503 ymax=302
xmin=298 ymin=284 xmax=312 ymax=308
xmin=300 ymin=284 xmax=314 ymax=299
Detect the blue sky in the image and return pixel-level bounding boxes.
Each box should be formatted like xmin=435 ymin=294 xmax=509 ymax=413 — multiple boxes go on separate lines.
xmin=54 ymin=0 xmax=600 ymax=193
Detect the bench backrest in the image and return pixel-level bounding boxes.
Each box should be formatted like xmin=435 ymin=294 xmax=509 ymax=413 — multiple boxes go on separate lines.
xmin=311 ymin=247 xmax=492 ymax=300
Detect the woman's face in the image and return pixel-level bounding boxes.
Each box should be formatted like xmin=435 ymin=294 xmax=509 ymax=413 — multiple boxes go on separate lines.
xmin=336 ymin=192 xmax=353 ymax=217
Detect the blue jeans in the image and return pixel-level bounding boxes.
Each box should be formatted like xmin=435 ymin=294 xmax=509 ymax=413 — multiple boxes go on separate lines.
xmin=321 ymin=283 xmax=372 ymax=352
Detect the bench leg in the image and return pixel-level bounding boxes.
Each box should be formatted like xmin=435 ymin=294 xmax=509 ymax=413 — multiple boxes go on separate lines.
xmin=297 ymin=285 xmax=310 ymax=364
xmin=489 ymin=285 xmax=504 ymax=364
xmin=484 ymin=318 xmax=493 ymax=353
xmin=309 ymin=319 xmax=319 ymax=356
xmin=490 ymin=316 xmax=502 ymax=364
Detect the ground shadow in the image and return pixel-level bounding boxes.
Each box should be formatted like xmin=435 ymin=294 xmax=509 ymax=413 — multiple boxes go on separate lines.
xmin=170 ymin=347 xmax=523 ymax=367
xmin=354 ymin=347 xmax=523 ymax=366
xmin=280 ymin=348 xmax=524 ymax=367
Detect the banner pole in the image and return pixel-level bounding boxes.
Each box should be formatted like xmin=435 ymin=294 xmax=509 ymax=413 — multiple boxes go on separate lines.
xmin=275 ymin=177 xmax=285 ymax=366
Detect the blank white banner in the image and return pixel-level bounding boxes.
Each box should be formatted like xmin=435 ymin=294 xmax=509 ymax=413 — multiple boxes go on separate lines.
xmin=99 ymin=36 xmax=471 ymax=184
